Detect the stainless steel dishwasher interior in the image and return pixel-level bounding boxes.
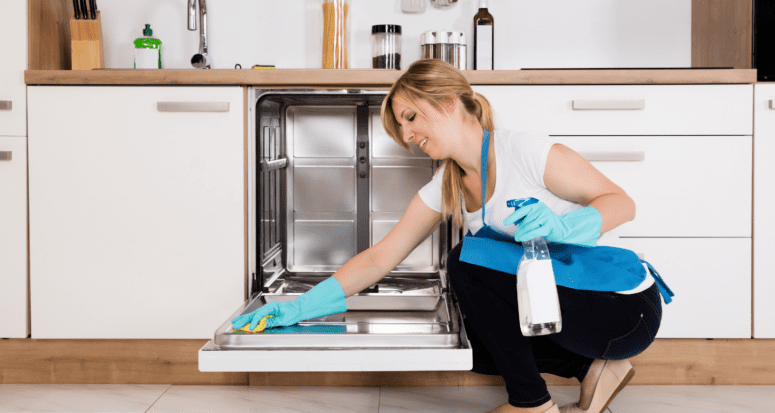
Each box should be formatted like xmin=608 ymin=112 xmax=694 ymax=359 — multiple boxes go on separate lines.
xmin=212 ymin=89 xmax=466 ymax=350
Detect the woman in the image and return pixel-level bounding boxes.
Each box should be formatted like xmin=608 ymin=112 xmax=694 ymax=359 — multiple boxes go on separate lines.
xmin=232 ymin=59 xmax=667 ymax=413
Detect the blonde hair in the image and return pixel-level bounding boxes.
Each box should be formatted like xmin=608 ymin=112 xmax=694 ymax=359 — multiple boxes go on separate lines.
xmin=380 ymin=59 xmax=495 ymax=228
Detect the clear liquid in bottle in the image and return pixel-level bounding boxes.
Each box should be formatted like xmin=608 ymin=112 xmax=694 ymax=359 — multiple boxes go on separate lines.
xmin=516 ymin=236 xmax=562 ymax=336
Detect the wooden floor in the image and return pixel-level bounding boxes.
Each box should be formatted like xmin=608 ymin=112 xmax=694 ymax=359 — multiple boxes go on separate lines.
xmin=2 ymin=338 xmax=775 ymax=385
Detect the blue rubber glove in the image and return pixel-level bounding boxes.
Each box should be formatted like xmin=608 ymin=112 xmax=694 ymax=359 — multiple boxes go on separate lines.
xmin=231 ymin=277 xmax=347 ymax=331
xmin=503 ymin=202 xmax=603 ymax=248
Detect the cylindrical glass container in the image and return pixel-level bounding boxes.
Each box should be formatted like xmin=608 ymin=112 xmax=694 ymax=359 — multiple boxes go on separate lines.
xmin=420 ymin=30 xmax=466 ymax=70
xmin=421 ymin=31 xmax=436 ymax=59
xmin=372 ymin=25 xmax=402 ymax=69
xmin=447 ymin=31 xmax=467 ymax=70
xmin=322 ymin=0 xmax=349 ymax=69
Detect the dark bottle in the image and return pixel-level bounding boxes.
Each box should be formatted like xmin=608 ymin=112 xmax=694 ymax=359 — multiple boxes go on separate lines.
xmin=473 ymin=0 xmax=494 ymax=70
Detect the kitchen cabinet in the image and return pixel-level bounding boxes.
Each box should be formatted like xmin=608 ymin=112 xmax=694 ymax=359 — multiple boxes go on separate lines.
xmin=0 ymin=136 xmax=29 ymax=338
xmin=754 ymin=84 xmax=775 ymax=338
xmin=474 ymin=84 xmax=753 ymax=338
xmin=0 ymin=0 xmax=29 ymax=339
xmin=27 ymin=86 xmax=245 ymax=339
xmin=0 ymin=0 xmax=28 ymax=137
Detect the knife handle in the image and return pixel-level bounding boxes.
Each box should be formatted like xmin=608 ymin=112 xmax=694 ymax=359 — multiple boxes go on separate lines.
xmin=72 ymin=0 xmax=80 ymax=19
xmin=80 ymin=0 xmax=88 ymax=19
xmin=90 ymin=0 xmax=97 ymax=19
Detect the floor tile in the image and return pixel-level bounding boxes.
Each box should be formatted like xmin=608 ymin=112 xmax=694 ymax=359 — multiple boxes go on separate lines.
xmin=608 ymin=385 xmax=775 ymax=413
xmin=0 ymin=384 xmax=169 ymax=413
xmin=378 ymin=385 xmax=601 ymax=413
xmin=147 ymin=385 xmax=380 ymax=413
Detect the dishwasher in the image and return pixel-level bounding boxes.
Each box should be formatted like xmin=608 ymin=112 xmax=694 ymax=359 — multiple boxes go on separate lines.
xmin=199 ymin=89 xmax=472 ymax=372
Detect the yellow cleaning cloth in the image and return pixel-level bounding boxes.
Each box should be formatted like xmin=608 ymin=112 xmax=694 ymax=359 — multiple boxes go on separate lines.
xmin=234 ymin=315 xmax=275 ymax=333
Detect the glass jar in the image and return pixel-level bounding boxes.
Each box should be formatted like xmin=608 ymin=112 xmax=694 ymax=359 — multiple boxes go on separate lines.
xmin=372 ymin=25 xmax=402 ymax=69
xmin=447 ymin=31 xmax=467 ymax=70
xmin=322 ymin=0 xmax=349 ymax=69
xmin=420 ymin=30 xmax=466 ymax=70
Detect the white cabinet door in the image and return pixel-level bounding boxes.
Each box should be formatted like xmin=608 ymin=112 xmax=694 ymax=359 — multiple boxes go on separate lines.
xmin=473 ymin=85 xmax=753 ymax=338
xmin=474 ymin=85 xmax=752 ymax=136
xmin=28 ymin=86 xmax=245 ymax=339
xmin=754 ymin=84 xmax=775 ymax=338
xmin=551 ymin=135 xmax=751 ymax=237
xmin=619 ymin=238 xmax=751 ymax=339
xmin=0 ymin=0 xmax=28 ymax=137
xmin=0 ymin=136 xmax=28 ymax=338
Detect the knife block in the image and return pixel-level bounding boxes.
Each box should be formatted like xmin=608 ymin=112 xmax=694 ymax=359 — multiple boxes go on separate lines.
xmin=70 ymin=11 xmax=105 ymax=70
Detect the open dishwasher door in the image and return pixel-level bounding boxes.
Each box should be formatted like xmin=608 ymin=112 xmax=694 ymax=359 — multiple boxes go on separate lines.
xmin=199 ymin=89 xmax=472 ymax=372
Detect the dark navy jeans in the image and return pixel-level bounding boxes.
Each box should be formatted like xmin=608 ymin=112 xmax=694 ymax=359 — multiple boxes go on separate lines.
xmin=447 ymin=241 xmax=662 ymax=408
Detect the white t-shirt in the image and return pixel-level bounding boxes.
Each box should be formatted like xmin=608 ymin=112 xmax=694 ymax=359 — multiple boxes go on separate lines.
xmin=418 ymin=130 xmax=654 ymax=295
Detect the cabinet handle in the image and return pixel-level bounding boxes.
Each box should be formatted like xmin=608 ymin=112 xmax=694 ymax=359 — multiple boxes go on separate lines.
xmin=0 ymin=151 xmax=12 ymax=161
xmin=0 ymin=101 xmax=12 ymax=111
xmin=769 ymin=100 xmax=775 ymax=110
xmin=156 ymin=102 xmax=230 ymax=112
xmin=578 ymin=151 xmax=645 ymax=162
xmin=572 ymin=100 xmax=645 ymax=110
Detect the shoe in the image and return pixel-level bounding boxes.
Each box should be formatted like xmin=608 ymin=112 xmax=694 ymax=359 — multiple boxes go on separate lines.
xmin=558 ymin=359 xmax=635 ymax=413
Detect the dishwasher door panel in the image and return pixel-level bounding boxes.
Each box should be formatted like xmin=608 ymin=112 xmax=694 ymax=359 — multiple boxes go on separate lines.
xmin=199 ymin=340 xmax=472 ymax=372
xmin=198 ymin=292 xmax=472 ymax=372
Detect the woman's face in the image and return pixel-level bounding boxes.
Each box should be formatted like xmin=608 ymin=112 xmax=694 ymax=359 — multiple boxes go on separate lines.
xmin=391 ymin=95 xmax=458 ymax=159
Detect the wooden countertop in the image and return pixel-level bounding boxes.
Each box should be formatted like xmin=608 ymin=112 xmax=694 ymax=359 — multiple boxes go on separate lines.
xmin=24 ymin=69 xmax=757 ymax=86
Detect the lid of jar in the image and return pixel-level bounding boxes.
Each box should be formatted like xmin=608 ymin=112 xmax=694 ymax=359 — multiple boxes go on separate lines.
xmin=422 ymin=30 xmax=466 ymax=45
xmin=372 ymin=25 xmax=402 ymax=34
xmin=446 ymin=31 xmax=466 ymax=45
xmin=421 ymin=30 xmax=450 ymax=45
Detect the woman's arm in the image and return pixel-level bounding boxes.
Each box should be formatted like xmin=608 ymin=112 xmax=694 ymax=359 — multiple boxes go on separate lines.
xmin=543 ymin=144 xmax=636 ymax=233
xmin=333 ymin=193 xmax=443 ymax=297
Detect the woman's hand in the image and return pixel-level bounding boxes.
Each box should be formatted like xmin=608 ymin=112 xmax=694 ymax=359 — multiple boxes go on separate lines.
xmin=504 ymin=202 xmax=603 ymax=247
xmin=231 ymin=301 xmax=300 ymax=331
xmin=231 ymin=277 xmax=348 ymax=331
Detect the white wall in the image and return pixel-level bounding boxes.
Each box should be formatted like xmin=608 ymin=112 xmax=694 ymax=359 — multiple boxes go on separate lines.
xmin=100 ymin=0 xmax=691 ymax=70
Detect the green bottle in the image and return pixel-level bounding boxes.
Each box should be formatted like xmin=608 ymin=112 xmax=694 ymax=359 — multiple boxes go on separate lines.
xmin=134 ymin=24 xmax=162 ymax=69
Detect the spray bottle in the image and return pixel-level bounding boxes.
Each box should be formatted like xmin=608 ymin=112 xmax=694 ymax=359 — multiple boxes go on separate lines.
xmin=507 ymin=198 xmax=562 ymax=336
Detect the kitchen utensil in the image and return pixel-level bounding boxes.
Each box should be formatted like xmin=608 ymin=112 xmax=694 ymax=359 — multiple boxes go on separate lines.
xmin=89 ymin=0 xmax=97 ymax=20
xmin=72 ymin=0 xmax=80 ymax=19
xmin=79 ymin=0 xmax=88 ymax=19
xmin=429 ymin=0 xmax=457 ymax=7
xmin=70 ymin=9 xmax=104 ymax=69
xmin=401 ymin=0 xmax=425 ymax=13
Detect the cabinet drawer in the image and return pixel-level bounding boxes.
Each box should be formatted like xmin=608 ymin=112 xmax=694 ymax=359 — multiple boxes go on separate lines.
xmin=552 ymin=135 xmax=751 ymax=237
xmin=474 ymin=85 xmax=752 ymax=136
xmin=0 ymin=136 xmax=28 ymax=338
xmin=0 ymin=0 xmax=27 ymax=136
xmin=618 ymin=238 xmax=751 ymax=339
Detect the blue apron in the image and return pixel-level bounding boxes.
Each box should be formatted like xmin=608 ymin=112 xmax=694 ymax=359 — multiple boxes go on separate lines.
xmin=458 ymin=129 xmax=674 ymax=304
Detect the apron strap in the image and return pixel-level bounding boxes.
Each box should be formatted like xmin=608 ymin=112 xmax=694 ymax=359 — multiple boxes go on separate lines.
xmin=480 ymin=129 xmax=490 ymax=224
xmin=643 ymin=260 xmax=675 ymax=304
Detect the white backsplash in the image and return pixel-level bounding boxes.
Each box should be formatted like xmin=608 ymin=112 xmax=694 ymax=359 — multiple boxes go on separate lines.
xmin=101 ymin=0 xmax=690 ymax=70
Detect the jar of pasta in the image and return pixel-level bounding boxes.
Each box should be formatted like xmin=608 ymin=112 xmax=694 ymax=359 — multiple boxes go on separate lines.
xmin=322 ymin=0 xmax=349 ymax=69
